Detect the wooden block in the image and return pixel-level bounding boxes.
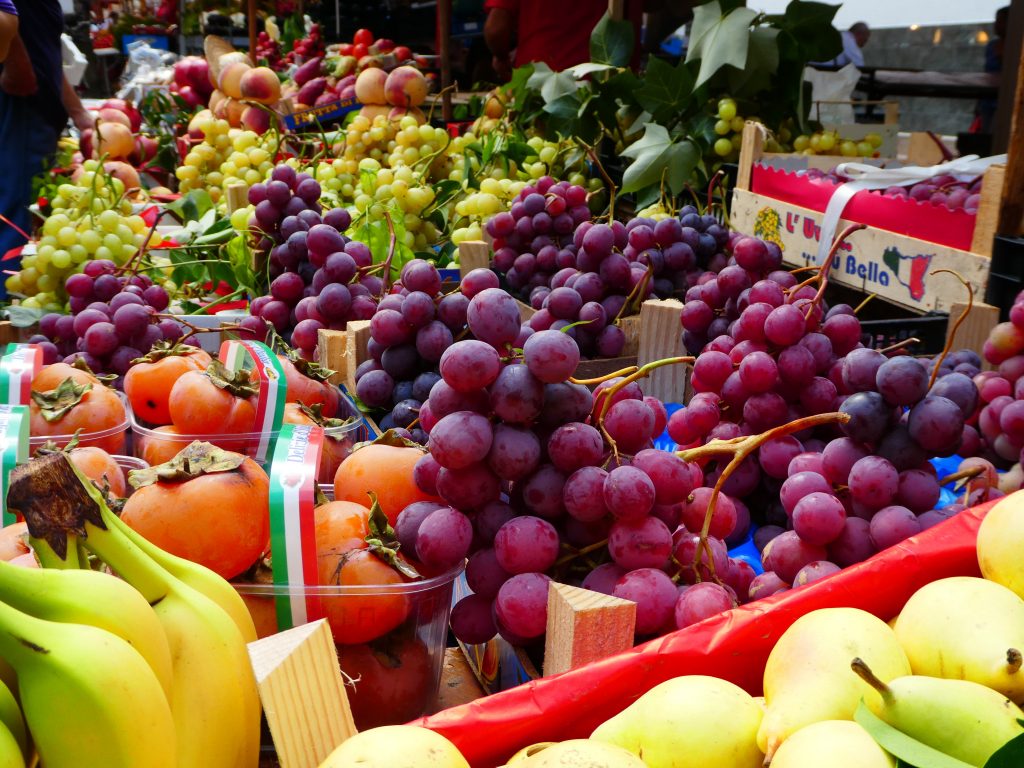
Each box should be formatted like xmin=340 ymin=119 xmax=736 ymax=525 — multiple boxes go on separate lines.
xmin=515 ymin=299 xmax=537 ymax=322
xmin=248 ymin=619 xmax=357 ymax=768
xmin=736 ymin=121 xmax=766 ymax=192
xmin=543 ymin=582 xmax=636 ymax=677
xmin=905 ymin=132 xmax=947 ymax=167
xmin=225 ymin=183 xmax=249 ymax=214
xmin=316 ymin=329 xmax=347 ymax=386
xmin=946 ymin=300 xmax=1000 ymax=371
xmin=341 ymin=320 xmax=372 ymax=393
xmin=636 ymin=299 xmax=688 ymax=404
xmin=457 ymin=241 xmax=491 ymax=280
xmin=0 ymin=322 xmax=29 ymax=347
xmin=971 ymin=164 xmax=1005 ymax=257
xmin=619 ymin=313 xmax=642 ymax=356
xmin=607 ymin=0 xmax=625 ymax=21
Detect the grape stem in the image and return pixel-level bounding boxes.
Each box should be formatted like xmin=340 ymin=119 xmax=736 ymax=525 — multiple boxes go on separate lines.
xmin=379 ymin=211 xmax=398 ymax=297
xmin=116 ymin=216 xmax=162 ymax=277
xmin=584 ymin=144 xmax=616 ymax=217
xmin=877 ymin=337 xmax=920 ymax=355
xmin=570 ymin=365 xmax=639 ymax=385
xmin=554 ymin=538 xmax=609 ymax=568
xmin=595 ymin=356 xmax=694 ymax=459
xmin=854 ymin=293 xmax=877 ymax=314
xmin=927 ymin=268 xmax=973 ymax=389
xmin=807 ymin=223 xmax=867 ymax=311
xmin=676 ymin=411 xmax=851 ymax=584
xmin=938 ymin=464 xmax=985 ymax=489
xmin=617 ymin=264 xmax=655 ymax=321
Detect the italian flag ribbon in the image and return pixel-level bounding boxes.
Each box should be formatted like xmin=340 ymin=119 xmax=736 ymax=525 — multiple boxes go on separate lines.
xmin=0 ymin=405 xmax=30 ymax=526
xmin=218 ymin=339 xmax=287 ymax=464
xmin=268 ymin=423 xmax=325 ymax=630
xmin=0 ymin=344 xmax=43 ymax=405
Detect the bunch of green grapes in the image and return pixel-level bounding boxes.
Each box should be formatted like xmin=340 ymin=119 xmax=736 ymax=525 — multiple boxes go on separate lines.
xmin=6 ymin=164 xmax=151 ymax=308
xmin=352 ymin=158 xmax=440 ymax=251
xmin=791 ymin=129 xmax=883 ymax=157
xmin=711 ymin=98 xmax=749 ymax=160
xmin=451 ymin=177 xmax=527 ymax=244
xmin=311 ymin=157 xmax=354 ymax=209
xmin=176 ymin=118 xmax=277 ymax=204
xmin=388 ymin=117 xmax=451 ymax=180
xmin=339 ymin=113 xmax=399 ymax=176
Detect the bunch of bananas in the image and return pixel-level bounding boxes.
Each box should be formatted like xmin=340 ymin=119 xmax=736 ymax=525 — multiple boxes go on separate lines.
xmin=0 ymin=453 xmax=261 ymax=768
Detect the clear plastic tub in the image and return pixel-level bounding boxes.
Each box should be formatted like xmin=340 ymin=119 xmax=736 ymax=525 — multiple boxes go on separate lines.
xmin=28 ymin=392 xmax=130 ymax=456
xmin=234 ymin=562 xmax=464 ymax=730
xmin=112 ymin=455 xmax=149 ymax=497
xmin=130 ymin=388 xmax=368 ymax=479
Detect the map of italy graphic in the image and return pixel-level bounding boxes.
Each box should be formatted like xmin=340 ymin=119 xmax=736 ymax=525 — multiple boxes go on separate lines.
xmin=882 ymin=246 xmax=932 ymax=301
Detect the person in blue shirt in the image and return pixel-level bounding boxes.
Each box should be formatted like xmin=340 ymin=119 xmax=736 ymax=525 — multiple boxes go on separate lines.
xmin=0 ymin=0 xmax=93 ymax=270
xmin=813 ymin=22 xmax=870 ymax=69
xmin=0 ymin=0 xmax=16 ymax=62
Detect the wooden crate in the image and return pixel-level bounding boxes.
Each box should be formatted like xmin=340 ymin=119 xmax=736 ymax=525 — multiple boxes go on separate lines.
xmin=731 ymin=122 xmax=996 ymax=315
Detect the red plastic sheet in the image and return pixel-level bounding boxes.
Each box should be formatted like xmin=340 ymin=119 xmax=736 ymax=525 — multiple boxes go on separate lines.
xmin=415 ymin=501 xmax=996 ymax=768
xmin=750 ymin=165 xmax=977 ymax=252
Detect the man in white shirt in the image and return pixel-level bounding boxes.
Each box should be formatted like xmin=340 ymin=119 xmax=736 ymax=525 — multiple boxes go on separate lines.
xmin=832 ymin=22 xmax=870 ymax=68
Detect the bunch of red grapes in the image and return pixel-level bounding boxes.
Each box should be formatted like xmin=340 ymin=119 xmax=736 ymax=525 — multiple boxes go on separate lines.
xmin=246 ymin=165 xmax=379 ymax=355
xmin=807 ymin=167 xmax=983 ymax=214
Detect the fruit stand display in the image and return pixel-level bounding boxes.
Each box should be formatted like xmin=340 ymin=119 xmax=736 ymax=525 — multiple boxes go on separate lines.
xmin=4 ymin=0 xmax=1024 ymax=765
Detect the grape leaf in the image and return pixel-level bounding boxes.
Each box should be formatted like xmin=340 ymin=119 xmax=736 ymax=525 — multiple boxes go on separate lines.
xmin=590 ymin=12 xmax=634 ymax=67
xmin=567 ymin=62 xmax=617 ymax=79
xmin=686 ymin=1 xmax=758 ymax=88
xmin=773 ymin=0 xmax=842 ymax=63
xmin=5 ymin=305 xmax=45 ymax=328
xmin=540 ymin=70 xmax=579 ymax=104
xmin=726 ymin=26 xmax=780 ymax=96
xmin=164 ymin=189 xmax=214 ymax=223
xmin=635 ymin=57 xmax=695 ymax=124
xmin=620 ymin=124 xmax=699 ymax=196
xmin=854 ymin=701 xmax=976 ymax=768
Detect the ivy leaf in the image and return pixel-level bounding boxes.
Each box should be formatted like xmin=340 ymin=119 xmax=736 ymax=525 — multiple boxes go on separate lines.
xmin=635 ymin=57 xmax=695 ymax=124
xmin=726 ymin=26 xmax=780 ymax=96
xmin=5 ymin=306 xmax=45 ymax=328
xmin=854 ymin=701 xmax=975 ymax=768
xmin=686 ymin=1 xmax=758 ymax=88
xmin=567 ymin=62 xmax=617 ymax=79
xmin=526 ymin=61 xmax=555 ymax=90
xmin=620 ymin=124 xmax=699 ymax=195
xmin=590 ymin=11 xmax=634 ymax=67
xmin=775 ymin=0 xmax=842 ymax=63
xmin=544 ymin=92 xmax=584 ymax=120
xmin=540 ymin=70 xmax=579 ymax=104
xmin=985 ymin=729 xmax=1024 ymax=767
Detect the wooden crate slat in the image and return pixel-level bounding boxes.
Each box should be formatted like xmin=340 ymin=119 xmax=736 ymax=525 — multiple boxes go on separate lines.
xmin=542 ymin=582 xmax=636 ymax=677
xmin=636 ymin=299 xmax=688 ymax=404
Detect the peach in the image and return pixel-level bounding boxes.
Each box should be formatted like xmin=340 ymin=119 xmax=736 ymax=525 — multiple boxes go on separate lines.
xmin=239 ymin=66 xmax=281 ymax=105
xmin=94 ymin=121 xmax=134 ymax=160
xmin=218 ymin=51 xmax=252 ymax=69
xmin=104 ymin=160 xmax=141 ymax=190
xmin=387 ymin=106 xmax=425 ymax=124
xmin=384 ymin=65 xmax=428 ymax=108
xmin=218 ymin=61 xmax=251 ymax=100
xmin=241 ymin=105 xmax=274 ymax=134
xmin=223 ymin=98 xmax=246 ymax=128
xmin=484 ymin=94 xmax=504 ymax=119
xmin=358 ymin=104 xmax=391 ymax=122
xmin=354 ymin=68 xmax=388 ymax=105
xmin=208 ymin=89 xmax=227 ymax=113
xmin=97 ymin=108 xmax=132 ymax=128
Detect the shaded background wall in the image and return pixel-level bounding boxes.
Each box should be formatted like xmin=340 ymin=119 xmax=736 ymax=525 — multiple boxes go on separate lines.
xmin=858 ymin=22 xmax=997 ymax=135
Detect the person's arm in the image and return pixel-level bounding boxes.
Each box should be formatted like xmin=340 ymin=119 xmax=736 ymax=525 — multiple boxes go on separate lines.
xmin=845 ymin=33 xmax=864 ymax=68
xmin=0 ymin=9 xmax=16 ymax=63
xmin=0 ymin=32 xmax=36 ymax=95
xmin=484 ymin=4 xmax=516 ymax=80
xmin=62 ymin=73 xmax=94 ymax=131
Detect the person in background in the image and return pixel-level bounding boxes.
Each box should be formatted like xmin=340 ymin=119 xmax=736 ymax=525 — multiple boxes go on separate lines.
xmin=483 ymin=0 xmax=644 ymax=81
xmin=817 ymin=21 xmax=870 ymax=69
xmin=0 ymin=0 xmax=16 ymax=62
xmin=977 ymin=6 xmax=1008 ymax=133
xmin=0 ymin=0 xmax=93 ymax=265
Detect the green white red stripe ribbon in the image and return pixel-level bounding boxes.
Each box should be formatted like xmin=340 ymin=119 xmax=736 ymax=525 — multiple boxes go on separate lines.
xmin=218 ymin=339 xmax=287 ymax=463
xmin=0 ymin=405 xmax=30 ymax=526
xmin=0 ymin=344 xmax=43 ymax=405
xmin=268 ymin=423 xmax=325 ymax=630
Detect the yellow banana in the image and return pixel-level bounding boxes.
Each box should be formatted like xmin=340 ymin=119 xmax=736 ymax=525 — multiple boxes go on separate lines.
xmin=8 ymin=454 xmax=261 ymax=768
xmin=0 ymin=598 xmax=176 ymax=768
xmin=0 ymin=680 xmax=27 ymax=764
xmin=105 ymin=504 xmax=258 ymax=644
xmin=0 ymin=719 xmax=25 ymax=768
xmin=0 ymin=558 xmax=175 ymax=700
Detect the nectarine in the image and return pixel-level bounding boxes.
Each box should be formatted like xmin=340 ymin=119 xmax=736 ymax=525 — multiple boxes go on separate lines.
xmin=239 ymin=66 xmax=281 ymax=105
xmin=94 ymin=121 xmax=134 ymax=160
xmin=354 ymin=68 xmax=388 ymax=105
xmin=218 ymin=61 xmax=251 ymax=100
xmin=384 ymin=66 xmax=428 ymax=108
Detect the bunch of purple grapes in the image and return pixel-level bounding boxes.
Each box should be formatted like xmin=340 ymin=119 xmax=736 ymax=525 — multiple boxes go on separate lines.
xmin=669 ymin=242 xmax=984 ymax=600
xmin=353 ymin=259 xmax=477 ymax=440
xmin=387 ymin=288 xmax=769 ymax=646
xmin=246 ymin=165 xmax=376 ymax=354
xmin=33 ymin=261 xmax=185 ymax=387
xmin=806 ymin=168 xmax=983 ymax=214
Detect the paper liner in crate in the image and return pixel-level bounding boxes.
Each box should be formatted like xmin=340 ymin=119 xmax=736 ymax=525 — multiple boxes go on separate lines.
xmin=268 ymin=423 xmax=326 ymax=631
xmin=0 ymin=405 xmax=29 ymax=526
xmin=218 ymin=339 xmax=287 ymax=464
xmin=751 ymin=154 xmax=1004 ymax=253
xmin=415 ymin=501 xmax=997 ymax=768
xmin=0 ymin=344 xmax=42 ymax=405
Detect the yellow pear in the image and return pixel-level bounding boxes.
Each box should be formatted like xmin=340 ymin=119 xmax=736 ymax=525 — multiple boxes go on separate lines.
xmin=893 ymin=576 xmax=1024 ymax=702
xmin=511 ymin=740 xmax=647 ymax=767
xmin=770 ymin=721 xmax=895 ymax=768
xmin=590 ymin=675 xmax=763 ymax=768
xmin=758 ymin=607 xmax=911 ymax=760
xmin=318 ymin=726 xmax=470 ymax=768
xmin=978 ymin=492 xmax=1024 ymax=600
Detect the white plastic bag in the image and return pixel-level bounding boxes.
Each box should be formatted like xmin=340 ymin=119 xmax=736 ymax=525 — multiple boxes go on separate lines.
xmin=803 ymin=64 xmax=862 ymax=125
xmin=61 ymin=33 xmax=88 ymax=87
